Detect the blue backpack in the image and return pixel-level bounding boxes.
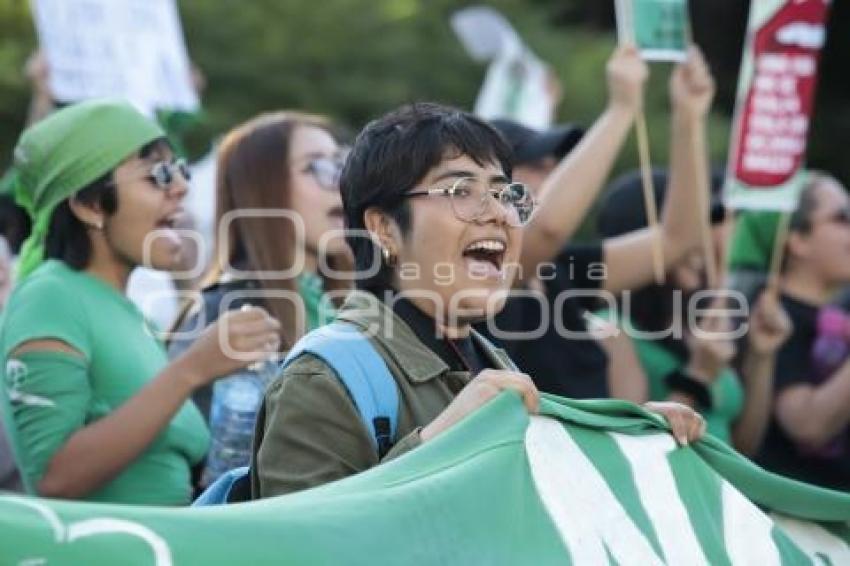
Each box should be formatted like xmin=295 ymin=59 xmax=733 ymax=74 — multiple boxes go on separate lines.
xmin=193 ymin=321 xmax=399 ymax=506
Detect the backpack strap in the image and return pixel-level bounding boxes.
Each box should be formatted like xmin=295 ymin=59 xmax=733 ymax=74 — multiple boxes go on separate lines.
xmin=194 ymin=322 xmax=400 ymax=506
xmin=282 ymin=322 xmax=399 ymax=458
xmin=192 ymin=466 xmax=249 ymax=506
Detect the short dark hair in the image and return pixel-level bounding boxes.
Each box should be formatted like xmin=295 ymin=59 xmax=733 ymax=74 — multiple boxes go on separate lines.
xmin=340 ymin=102 xmax=513 ymax=291
xmin=0 ymin=194 xmax=32 ymax=254
xmin=779 ymin=171 xmax=837 ymax=275
xmin=788 ymin=172 xmax=828 ymax=235
xmin=44 ymin=138 xmax=168 ymax=270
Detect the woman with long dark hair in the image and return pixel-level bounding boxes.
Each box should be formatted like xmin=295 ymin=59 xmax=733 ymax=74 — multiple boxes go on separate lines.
xmin=168 ymin=111 xmax=352 ymax=484
xmin=171 ymin=111 xmax=352 ymax=396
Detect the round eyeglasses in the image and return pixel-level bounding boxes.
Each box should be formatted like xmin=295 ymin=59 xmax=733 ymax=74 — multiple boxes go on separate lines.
xmin=303 ymin=157 xmax=344 ymax=191
xmin=404 ymin=177 xmax=536 ymax=227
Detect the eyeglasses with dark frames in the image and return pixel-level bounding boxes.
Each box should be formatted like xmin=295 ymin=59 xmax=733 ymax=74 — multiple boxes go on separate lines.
xmin=107 ymin=158 xmax=191 ymax=191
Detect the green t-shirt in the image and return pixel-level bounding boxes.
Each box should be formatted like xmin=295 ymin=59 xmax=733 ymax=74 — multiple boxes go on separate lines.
xmin=0 ymin=260 xmax=209 ymax=505
xmin=598 ymin=309 xmax=744 ymax=444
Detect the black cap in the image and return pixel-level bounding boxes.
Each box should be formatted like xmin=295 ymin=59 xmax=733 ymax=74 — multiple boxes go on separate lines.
xmin=597 ymin=168 xmax=726 ymax=239
xmin=490 ymin=119 xmax=584 ymax=165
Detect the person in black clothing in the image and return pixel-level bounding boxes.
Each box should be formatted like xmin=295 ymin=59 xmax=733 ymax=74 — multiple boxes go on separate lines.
xmin=479 ymin=45 xmax=716 ymax=399
xmin=596 ymin=169 xmax=792 ymax=456
xmin=756 ymin=173 xmax=850 ymax=491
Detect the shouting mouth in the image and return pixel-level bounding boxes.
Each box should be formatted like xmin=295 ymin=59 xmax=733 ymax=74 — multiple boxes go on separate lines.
xmin=155 ymin=211 xmax=182 ymax=231
xmin=462 ymin=238 xmax=507 ymax=280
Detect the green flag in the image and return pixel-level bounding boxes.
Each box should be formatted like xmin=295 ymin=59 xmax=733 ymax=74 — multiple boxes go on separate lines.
xmin=2 ymin=394 xmax=850 ymax=564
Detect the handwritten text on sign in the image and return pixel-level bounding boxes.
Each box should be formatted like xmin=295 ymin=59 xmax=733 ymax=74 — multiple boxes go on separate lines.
xmin=734 ymin=1 xmax=828 ymax=188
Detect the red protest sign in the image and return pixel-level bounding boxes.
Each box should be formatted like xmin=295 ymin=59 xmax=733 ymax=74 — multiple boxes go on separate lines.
xmin=725 ymin=0 xmax=831 ymax=210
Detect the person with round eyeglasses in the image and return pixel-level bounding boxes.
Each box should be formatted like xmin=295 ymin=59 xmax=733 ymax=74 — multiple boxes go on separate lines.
xmin=108 ymin=158 xmax=193 ymax=191
xmin=168 ymin=112 xmax=354 ymax=485
xmin=252 ymin=102 xmax=705 ymax=498
xmin=0 ymin=99 xmax=280 ymax=504
xmin=403 ymin=176 xmax=535 ymax=228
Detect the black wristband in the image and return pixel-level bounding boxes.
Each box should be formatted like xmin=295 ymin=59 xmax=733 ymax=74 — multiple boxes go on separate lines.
xmin=664 ymin=368 xmax=713 ymax=410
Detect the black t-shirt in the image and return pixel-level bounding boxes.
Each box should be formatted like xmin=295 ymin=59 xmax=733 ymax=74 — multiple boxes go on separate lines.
xmin=755 ymin=294 xmax=850 ymax=491
xmin=476 ymin=244 xmax=609 ymax=399
xmin=392 ymin=296 xmax=491 ymax=376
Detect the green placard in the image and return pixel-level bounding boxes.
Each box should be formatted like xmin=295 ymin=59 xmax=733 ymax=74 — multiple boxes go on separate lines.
xmin=617 ymin=0 xmax=688 ymax=62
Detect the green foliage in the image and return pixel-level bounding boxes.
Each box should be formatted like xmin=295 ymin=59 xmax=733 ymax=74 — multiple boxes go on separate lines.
xmin=0 ymin=0 xmax=844 ymax=189
xmin=0 ymin=0 xmax=36 ymax=164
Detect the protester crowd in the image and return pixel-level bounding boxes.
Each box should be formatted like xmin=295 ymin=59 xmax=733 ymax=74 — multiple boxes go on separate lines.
xmin=2 ymin=42 xmax=850 ymax=507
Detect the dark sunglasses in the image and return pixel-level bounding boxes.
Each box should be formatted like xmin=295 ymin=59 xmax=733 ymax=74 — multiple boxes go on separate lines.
xmin=145 ymin=159 xmax=191 ymax=190
xmin=108 ymin=159 xmax=191 ymax=191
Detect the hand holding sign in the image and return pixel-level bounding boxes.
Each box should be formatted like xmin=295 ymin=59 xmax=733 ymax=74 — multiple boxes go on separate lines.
xmin=670 ymin=46 xmax=716 ymax=122
xmin=606 ymin=45 xmax=649 ymax=116
xmin=616 ymin=0 xmax=689 ymax=63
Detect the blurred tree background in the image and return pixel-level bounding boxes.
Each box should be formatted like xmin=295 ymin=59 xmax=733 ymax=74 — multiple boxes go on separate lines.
xmin=1 ymin=0 xmax=848 ymax=188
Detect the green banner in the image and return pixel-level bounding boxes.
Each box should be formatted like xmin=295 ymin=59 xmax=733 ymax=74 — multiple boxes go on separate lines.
xmin=2 ymin=395 xmax=850 ymax=565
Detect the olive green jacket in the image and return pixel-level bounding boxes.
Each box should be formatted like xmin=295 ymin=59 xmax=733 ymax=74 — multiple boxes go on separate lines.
xmin=251 ymin=290 xmax=515 ymax=498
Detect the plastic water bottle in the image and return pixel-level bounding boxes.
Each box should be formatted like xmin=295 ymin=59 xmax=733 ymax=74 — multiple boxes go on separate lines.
xmin=806 ymin=306 xmax=850 ymax=458
xmin=201 ymin=360 xmax=279 ymax=487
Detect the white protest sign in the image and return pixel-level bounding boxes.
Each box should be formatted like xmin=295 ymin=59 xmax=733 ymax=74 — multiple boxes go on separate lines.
xmin=452 ymin=6 xmax=554 ymax=130
xmin=31 ymin=0 xmax=199 ymax=116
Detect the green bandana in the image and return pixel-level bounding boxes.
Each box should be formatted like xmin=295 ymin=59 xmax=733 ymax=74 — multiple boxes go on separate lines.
xmin=298 ymin=271 xmax=337 ymax=331
xmin=11 ymin=99 xmax=165 ymax=278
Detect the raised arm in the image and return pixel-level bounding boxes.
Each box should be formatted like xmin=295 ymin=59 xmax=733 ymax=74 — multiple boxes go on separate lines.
xmin=602 ymin=46 xmax=715 ymax=295
xmin=733 ymin=292 xmax=792 ymax=456
xmin=519 ymin=46 xmax=647 ymax=277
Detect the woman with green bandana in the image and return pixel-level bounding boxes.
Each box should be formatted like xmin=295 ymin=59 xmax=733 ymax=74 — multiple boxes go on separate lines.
xmin=168 ymin=112 xmax=351 ymax=485
xmin=0 ymin=99 xmax=280 ymax=505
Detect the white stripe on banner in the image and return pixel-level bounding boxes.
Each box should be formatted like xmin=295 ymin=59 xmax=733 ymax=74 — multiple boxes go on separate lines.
xmin=772 ymin=514 xmax=850 ymax=564
xmin=722 ymin=481 xmax=781 ymax=565
xmin=525 ymin=416 xmax=664 ymax=565
xmin=612 ymin=433 xmax=709 ymax=565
